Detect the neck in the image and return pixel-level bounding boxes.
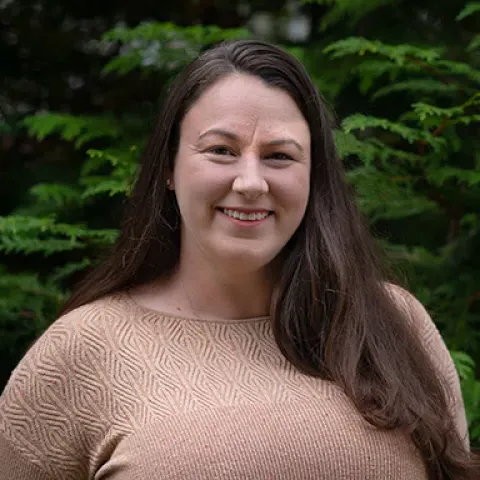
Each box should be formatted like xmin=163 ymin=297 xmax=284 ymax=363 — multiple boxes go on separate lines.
xmin=170 ymin=256 xmax=274 ymax=321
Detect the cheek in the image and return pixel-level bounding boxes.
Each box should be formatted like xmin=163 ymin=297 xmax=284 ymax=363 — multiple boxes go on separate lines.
xmin=174 ymin=161 xmax=230 ymax=213
xmin=274 ymin=169 xmax=310 ymax=216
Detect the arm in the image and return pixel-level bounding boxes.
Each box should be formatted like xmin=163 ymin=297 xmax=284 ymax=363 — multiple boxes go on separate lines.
xmin=0 ymin=308 xmax=94 ymax=480
xmin=0 ymin=433 xmax=55 ymax=480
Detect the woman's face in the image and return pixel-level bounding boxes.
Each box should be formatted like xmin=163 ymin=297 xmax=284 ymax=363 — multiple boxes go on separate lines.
xmin=170 ymin=73 xmax=311 ymax=274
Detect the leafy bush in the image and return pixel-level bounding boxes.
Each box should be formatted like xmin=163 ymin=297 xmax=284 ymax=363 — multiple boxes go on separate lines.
xmin=1 ymin=3 xmax=478 ymax=443
xmin=316 ymin=2 xmax=480 ymax=439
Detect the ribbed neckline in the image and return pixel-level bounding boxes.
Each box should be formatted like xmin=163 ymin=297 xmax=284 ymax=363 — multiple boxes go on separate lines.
xmin=120 ymin=290 xmax=271 ymax=325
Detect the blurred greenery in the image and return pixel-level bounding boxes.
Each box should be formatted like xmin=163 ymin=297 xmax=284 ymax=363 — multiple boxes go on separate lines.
xmin=0 ymin=0 xmax=479 ymax=443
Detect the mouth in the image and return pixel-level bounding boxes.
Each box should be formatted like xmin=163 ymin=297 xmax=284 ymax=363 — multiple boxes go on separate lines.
xmin=216 ymin=207 xmax=273 ymax=222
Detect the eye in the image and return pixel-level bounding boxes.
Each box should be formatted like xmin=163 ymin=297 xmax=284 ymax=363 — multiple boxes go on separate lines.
xmin=208 ymin=146 xmax=235 ymax=156
xmin=267 ymin=152 xmax=294 ymax=161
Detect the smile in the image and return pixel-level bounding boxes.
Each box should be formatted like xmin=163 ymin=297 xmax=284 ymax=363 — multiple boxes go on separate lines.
xmin=217 ymin=208 xmax=272 ymax=222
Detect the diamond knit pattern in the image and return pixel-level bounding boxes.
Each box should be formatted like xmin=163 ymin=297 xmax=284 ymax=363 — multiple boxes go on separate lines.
xmin=0 ymin=290 xmax=468 ymax=479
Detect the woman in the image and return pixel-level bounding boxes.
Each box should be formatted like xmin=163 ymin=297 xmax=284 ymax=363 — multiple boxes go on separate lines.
xmin=0 ymin=40 xmax=477 ymax=479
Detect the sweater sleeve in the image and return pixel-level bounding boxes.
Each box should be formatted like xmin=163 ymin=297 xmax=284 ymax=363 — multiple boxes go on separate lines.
xmin=0 ymin=306 xmax=99 ymax=480
xmin=391 ymin=286 xmax=470 ymax=450
xmin=0 ymin=431 xmax=54 ymax=480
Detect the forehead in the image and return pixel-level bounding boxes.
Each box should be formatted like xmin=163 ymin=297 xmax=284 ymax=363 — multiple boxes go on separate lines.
xmin=180 ymin=73 xmax=310 ymax=140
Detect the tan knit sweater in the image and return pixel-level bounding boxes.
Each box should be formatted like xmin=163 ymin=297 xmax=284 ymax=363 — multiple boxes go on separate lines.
xmin=0 ymin=290 xmax=469 ymax=479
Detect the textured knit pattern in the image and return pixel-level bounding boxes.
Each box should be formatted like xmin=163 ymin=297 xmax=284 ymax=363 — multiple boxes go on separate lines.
xmin=0 ymin=289 xmax=468 ymax=479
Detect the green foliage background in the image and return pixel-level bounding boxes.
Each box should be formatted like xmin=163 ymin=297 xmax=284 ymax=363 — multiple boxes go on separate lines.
xmin=1 ymin=0 xmax=479 ymax=443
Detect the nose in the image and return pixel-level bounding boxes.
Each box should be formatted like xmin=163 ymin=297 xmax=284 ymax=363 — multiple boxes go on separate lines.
xmin=231 ymin=156 xmax=269 ymax=199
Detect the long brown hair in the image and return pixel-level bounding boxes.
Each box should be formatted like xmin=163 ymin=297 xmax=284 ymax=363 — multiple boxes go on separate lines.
xmin=61 ymin=40 xmax=477 ymax=478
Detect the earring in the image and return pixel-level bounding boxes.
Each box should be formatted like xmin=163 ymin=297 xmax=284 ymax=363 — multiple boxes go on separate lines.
xmin=166 ymin=179 xmax=171 ymax=187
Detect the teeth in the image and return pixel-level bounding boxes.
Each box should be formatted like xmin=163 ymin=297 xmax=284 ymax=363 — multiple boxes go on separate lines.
xmin=222 ymin=209 xmax=269 ymax=221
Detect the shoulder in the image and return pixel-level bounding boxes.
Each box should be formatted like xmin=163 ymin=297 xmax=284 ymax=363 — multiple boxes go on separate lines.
xmin=1 ymin=292 xmax=133 ymax=403
xmin=3 ymin=293 xmax=129 ymax=380
xmin=384 ymin=283 xmax=469 ymax=447
xmin=385 ymin=284 xmax=454 ymax=371
xmin=385 ymin=283 xmax=457 ymax=381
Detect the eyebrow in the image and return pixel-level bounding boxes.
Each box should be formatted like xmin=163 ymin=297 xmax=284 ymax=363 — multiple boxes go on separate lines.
xmin=197 ymin=128 xmax=304 ymax=153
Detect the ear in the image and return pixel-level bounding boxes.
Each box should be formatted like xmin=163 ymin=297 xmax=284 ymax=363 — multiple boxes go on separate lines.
xmin=166 ymin=170 xmax=175 ymax=190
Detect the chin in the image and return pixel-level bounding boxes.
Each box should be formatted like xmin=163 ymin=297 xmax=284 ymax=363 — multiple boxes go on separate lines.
xmin=214 ymin=247 xmax=280 ymax=274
